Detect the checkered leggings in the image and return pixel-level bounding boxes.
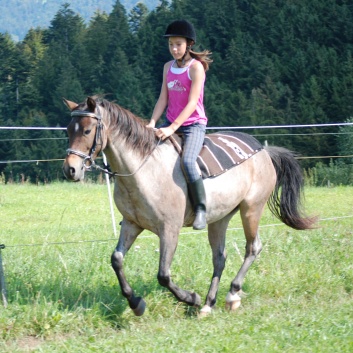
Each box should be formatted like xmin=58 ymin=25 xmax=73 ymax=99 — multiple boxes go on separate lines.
xmin=161 ymin=122 xmax=206 ymax=183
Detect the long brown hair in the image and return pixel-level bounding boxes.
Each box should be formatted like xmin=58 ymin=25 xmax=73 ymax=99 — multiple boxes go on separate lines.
xmin=189 ymin=41 xmax=213 ymax=71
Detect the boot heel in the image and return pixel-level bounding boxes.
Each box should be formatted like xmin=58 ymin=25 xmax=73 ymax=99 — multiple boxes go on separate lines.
xmin=193 ymin=210 xmax=206 ymax=230
xmin=188 ymin=178 xmax=207 ymax=230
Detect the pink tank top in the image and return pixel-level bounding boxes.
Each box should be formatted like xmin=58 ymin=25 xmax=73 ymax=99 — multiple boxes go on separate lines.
xmin=166 ymin=59 xmax=208 ymax=126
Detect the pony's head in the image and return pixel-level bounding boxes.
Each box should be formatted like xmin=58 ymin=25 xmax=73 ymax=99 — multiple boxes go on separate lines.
xmin=62 ymin=96 xmax=107 ymax=181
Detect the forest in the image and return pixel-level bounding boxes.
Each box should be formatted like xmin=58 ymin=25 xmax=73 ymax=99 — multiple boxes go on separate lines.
xmin=1 ymin=0 xmax=353 ymax=184
xmin=0 ymin=0 xmax=158 ymax=41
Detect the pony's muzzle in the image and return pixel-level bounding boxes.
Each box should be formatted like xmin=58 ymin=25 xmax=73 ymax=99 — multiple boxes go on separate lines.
xmin=62 ymin=157 xmax=84 ymax=181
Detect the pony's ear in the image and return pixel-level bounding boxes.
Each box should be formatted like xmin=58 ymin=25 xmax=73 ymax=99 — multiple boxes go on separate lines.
xmin=63 ymin=98 xmax=78 ymax=111
xmin=86 ymin=96 xmax=96 ymax=112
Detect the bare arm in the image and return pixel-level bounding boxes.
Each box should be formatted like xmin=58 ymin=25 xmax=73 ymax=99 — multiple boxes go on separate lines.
xmin=147 ymin=62 xmax=170 ymax=128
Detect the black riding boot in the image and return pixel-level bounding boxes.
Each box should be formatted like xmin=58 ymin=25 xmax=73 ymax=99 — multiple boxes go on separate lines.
xmin=188 ymin=178 xmax=207 ymax=230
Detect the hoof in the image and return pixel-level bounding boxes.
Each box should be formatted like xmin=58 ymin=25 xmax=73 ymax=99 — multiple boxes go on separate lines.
xmin=131 ymin=298 xmax=146 ymax=316
xmin=225 ymin=292 xmax=241 ymax=311
xmin=198 ymin=305 xmax=212 ymax=318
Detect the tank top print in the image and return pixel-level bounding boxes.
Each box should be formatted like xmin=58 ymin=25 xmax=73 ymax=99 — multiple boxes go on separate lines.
xmin=166 ymin=59 xmax=207 ymax=126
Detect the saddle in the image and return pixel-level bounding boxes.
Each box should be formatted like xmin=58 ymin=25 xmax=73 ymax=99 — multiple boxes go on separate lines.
xmin=169 ymin=131 xmax=263 ymax=179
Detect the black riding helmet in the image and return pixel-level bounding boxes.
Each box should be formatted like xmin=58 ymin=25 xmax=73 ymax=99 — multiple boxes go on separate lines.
xmin=163 ymin=20 xmax=196 ymax=43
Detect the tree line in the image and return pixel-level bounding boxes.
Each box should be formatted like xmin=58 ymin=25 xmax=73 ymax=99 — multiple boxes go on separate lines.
xmin=1 ymin=0 xmax=353 ymax=183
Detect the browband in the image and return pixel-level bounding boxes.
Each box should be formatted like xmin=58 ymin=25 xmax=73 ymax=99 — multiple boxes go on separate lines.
xmin=71 ymin=110 xmax=99 ymax=119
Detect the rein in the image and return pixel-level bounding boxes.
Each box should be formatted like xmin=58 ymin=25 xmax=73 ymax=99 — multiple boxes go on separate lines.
xmin=66 ymin=107 xmax=161 ymax=177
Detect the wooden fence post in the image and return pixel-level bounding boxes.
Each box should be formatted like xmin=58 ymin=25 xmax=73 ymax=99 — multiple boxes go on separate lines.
xmin=0 ymin=244 xmax=8 ymax=308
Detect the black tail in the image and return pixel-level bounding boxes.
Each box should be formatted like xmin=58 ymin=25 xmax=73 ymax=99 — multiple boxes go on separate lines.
xmin=266 ymin=146 xmax=317 ymax=230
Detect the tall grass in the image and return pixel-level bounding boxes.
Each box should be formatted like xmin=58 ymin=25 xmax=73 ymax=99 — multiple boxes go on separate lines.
xmin=0 ymin=183 xmax=352 ymax=352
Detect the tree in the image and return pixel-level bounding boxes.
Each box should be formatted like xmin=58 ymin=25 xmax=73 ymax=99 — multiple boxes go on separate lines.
xmin=80 ymin=12 xmax=110 ymax=93
xmin=52 ymin=61 xmax=85 ymax=126
xmin=105 ymin=0 xmax=132 ymax=55
xmin=0 ymin=33 xmax=22 ymax=123
xmin=129 ymin=2 xmax=149 ymax=33
xmin=31 ymin=3 xmax=86 ymax=125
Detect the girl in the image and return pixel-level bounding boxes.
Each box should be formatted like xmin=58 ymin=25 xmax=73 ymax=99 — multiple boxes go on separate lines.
xmin=147 ymin=19 xmax=212 ymax=230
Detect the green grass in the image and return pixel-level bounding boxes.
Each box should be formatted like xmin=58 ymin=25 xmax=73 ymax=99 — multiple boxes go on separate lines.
xmin=0 ymin=183 xmax=352 ymax=352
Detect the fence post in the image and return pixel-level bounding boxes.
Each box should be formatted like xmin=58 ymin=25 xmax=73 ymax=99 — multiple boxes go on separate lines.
xmin=0 ymin=244 xmax=8 ymax=308
xmin=102 ymin=152 xmax=117 ymax=237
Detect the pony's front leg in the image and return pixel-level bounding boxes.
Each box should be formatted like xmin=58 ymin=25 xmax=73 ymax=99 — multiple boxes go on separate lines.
xmin=111 ymin=219 xmax=144 ymax=316
xmin=157 ymin=229 xmax=201 ymax=308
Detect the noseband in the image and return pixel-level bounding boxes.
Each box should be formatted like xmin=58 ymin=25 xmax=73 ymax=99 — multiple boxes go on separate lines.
xmin=66 ymin=107 xmax=104 ymax=172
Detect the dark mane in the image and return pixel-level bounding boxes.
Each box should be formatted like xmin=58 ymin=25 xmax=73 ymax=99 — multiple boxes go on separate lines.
xmin=97 ymin=98 xmax=158 ymax=158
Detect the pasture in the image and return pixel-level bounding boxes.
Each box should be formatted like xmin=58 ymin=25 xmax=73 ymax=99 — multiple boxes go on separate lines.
xmin=0 ymin=182 xmax=352 ymax=352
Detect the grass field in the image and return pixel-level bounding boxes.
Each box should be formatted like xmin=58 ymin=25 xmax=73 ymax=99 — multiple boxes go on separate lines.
xmin=0 ymin=183 xmax=352 ymax=352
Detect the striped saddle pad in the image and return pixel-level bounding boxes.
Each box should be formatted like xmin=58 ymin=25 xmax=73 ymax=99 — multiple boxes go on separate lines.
xmin=169 ymin=131 xmax=263 ymax=179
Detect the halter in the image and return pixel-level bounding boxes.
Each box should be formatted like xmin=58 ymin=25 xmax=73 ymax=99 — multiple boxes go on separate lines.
xmin=66 ymin=107 xmax=104 ymax=173
xmin=66 ymin=106 xmax=161 ymax=177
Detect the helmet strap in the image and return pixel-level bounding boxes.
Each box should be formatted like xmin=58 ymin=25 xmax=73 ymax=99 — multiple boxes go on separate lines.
xmin=177 ymin=45 xmax=192 ymax=67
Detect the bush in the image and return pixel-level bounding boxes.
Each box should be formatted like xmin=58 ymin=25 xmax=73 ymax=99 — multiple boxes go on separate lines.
xmin=305 ymin=159 xmax=353 ymax=187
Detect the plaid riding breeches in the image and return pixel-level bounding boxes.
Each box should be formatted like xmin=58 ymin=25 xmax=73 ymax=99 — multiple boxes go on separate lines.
xmin=159 ymin=121 xmax=206 ymax=183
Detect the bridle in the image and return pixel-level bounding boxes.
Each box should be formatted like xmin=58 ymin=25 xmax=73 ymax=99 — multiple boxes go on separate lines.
xmin=66 ymin=107 xmax=105 ymax=173
xmin=66 ymin=106 xmax=161 ymax=177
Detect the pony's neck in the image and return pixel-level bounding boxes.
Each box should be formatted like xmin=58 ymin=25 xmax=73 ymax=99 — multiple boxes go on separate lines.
xmin=101 ymin=100 xmax=157 ymax=157
xmin=99 ymin=100 xmax=159 ymax=175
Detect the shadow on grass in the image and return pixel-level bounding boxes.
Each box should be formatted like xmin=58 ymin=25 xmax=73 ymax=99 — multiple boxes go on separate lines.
xmin=5 ymin=271 xmax=202 ymax=327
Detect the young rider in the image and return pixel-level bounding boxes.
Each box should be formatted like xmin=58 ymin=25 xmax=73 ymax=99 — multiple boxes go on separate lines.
xmin=147 ymin=20 xmax=212 ymax=230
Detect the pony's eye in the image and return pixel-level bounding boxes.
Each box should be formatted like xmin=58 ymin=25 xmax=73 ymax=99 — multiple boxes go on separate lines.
xmin=84 ymin=129 xmax=91 ymax=135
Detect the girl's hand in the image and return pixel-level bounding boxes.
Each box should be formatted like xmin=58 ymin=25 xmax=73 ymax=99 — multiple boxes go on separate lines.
xmin=146 ymin=121 xmax=156 ymax=129
xmin=156 ymin=127 xmax=174 ymax=140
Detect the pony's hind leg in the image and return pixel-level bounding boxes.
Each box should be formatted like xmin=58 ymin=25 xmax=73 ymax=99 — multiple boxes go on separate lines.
xmin=200 ymin=216 xmax=231 ymax=316
xmin=111 ymin=219 xmax=145 ymax=316
xmin=226 ymin=201 xmax=264 ymax=311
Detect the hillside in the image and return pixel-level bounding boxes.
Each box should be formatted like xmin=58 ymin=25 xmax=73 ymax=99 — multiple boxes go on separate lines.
xmin=0 ymin=0 xmax=157 ymax=41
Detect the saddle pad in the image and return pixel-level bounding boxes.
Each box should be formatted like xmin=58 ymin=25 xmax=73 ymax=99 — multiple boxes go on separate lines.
xmin=170 ymin=131 xmax=263 ymax=179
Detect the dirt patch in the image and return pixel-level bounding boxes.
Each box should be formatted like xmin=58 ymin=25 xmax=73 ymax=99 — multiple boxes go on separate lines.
xmin=16 ymin=336 xmax=43 ymax=351
xmin=7 ymin=334 xmax=71 ymax=352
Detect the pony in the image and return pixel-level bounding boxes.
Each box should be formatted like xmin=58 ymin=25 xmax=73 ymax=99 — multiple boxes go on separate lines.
xmin=62 ymin=96 xmax=316 ymax=316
